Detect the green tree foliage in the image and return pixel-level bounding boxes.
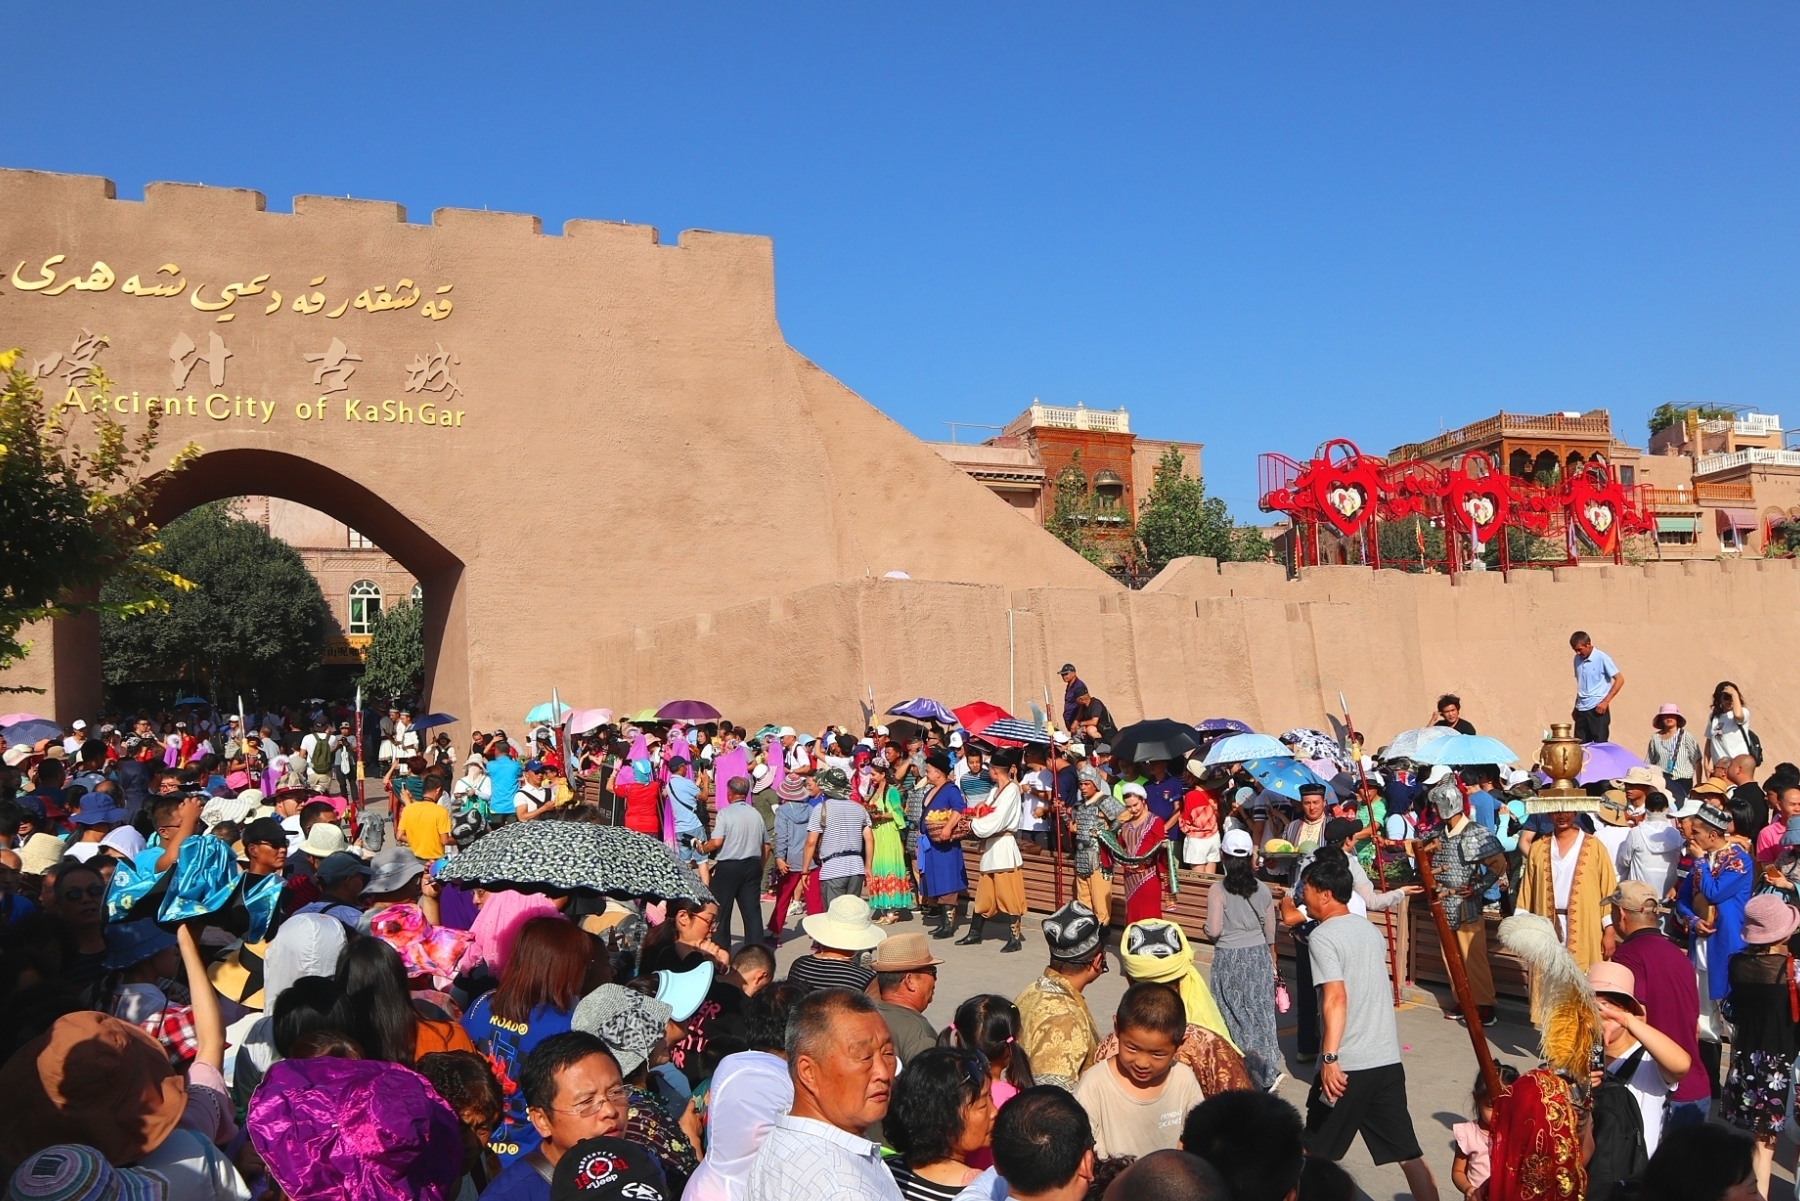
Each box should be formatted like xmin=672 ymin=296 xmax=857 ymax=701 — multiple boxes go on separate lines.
xmin=1648 ymin=402 xmax=1733 ymax=436
xmin=0 ymin=351 xmax=196 ymax=682
xmin=99 ymin=503 xmax=328 ymax=695
xmin=1375 ymin=515 xmax=1447 ymax=570
xmin=1045 ymin=451 xmax=1105 ymax=566
xmin=1134 ymin=445 xmax=1274 ymax=570
xmin=358 ymin=599 xmax=425 ymax=701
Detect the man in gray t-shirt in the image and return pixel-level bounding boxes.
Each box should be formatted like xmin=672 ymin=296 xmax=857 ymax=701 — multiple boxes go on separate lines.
xmin=702 ymin=776 xmax=771 ymax=948
xmin=1298 ymin=848 xmax=1436 ymax=1199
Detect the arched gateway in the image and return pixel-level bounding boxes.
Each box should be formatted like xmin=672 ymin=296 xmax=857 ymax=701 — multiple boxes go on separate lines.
xmin=0 ymin=168 xmax=1110 ymax=727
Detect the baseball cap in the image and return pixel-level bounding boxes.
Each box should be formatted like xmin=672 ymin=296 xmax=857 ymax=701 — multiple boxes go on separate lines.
xmin=523 ymin=760 xmax=546 ymax=773
xmin=315 ymin=851 xmax=373 ymax=888
xmin=1603 ymin=881 xmax=1662 ymax=915
xmin=550 ymin=1137 xmax=667 ymax=1201
xmin=1321 ymin=817 xmax=1360 ymax=846
xmin=241 ymin=817 xmax=289 ymax=848
xmin=1059 ymin=663 xmax=1077 ymax=674
xmin=1221 ymin=829 xmax=1254 ymax=857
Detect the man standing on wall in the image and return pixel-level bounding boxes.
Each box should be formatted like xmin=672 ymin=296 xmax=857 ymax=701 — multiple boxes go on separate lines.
xmin=1431 ymin=695 xmax=1476 ymax=735
xmin=1570 ymin=630 xmax=1623 ymax=744
xmin=1059 ymin=664 xmax=1086 ymax=731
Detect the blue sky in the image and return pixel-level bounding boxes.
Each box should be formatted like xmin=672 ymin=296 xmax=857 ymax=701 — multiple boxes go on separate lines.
xmin=12 ymin=4 xmax=1800 ymax=515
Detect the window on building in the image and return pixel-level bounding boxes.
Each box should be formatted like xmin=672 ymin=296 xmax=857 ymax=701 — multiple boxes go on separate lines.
xmin=1092 ymin=470 xmax=1125 ymax=511
xmin=410 ymin=583 xmax=422 ymax=605
xmin=1619 ymin=466 xmax=1634 ymax=485
xmin=348 ymin=528 xmax=375 ymax=549
xmin=348 ymin=580 xmax=382 ymax=634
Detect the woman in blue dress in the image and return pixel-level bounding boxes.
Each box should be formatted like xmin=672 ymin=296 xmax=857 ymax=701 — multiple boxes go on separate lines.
xmin=917 ymin=751 xmax=970 ymax=940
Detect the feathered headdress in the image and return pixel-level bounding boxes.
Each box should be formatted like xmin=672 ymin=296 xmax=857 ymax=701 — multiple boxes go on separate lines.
xmin=1498 ymin=912 xmax=1599 ymax=1081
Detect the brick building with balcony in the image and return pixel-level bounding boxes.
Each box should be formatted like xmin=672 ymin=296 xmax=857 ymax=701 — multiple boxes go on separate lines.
xmin=1636 ymin=410 xmax=1796 ymax=557
xmin=928 ymin=402 xmax=1202 ymax=552
xmin=1389 ymin=409 xmax=1641 ymax=486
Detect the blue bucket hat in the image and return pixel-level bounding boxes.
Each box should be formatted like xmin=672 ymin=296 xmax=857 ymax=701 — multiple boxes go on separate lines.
xmin=102 ymin=920 xmax=178 ymax=972
xmin=72 ymin=793 xmax=127 ymax=826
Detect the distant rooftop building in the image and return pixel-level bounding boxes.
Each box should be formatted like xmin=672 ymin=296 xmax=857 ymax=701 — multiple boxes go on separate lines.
xmin=1389 ymin=408 xmax=1640 ymax=484
xmin=928 ymin=400 xmax=1200 ymax=539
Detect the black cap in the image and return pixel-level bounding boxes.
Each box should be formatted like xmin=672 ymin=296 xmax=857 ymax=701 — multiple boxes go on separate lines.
xmin=1322 ymin=817 xmax=1361 ymax=846
xmin=550 ymin=1137 xmax=667 ymax=1201
xmin=241 ymin=817 xmax=288 ymax=848
xmin=1298 ymin=781 xmax=1328 ymax=797
xmin=315 ymin=851 xmax=372 ymax=886
xmin=1059 ymin=663 xmax=1077 ymax=674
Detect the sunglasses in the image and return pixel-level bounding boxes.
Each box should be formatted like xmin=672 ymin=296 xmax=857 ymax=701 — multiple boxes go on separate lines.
xmin=60 ymin=883 xmax=105 ymax=901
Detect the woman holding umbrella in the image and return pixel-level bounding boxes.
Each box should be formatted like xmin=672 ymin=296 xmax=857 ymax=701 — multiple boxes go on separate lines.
xmin=918 ymin=752 xmax=970 ymax=939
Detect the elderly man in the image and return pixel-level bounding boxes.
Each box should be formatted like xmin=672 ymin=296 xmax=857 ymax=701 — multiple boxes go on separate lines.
xmin=747 ymin=988 xmax=899 ymax=1201
xmin=868 ymin=933 xmax=940 ymax=1065
xmin=1015 ymin=901 xmax=1108 ymax=1092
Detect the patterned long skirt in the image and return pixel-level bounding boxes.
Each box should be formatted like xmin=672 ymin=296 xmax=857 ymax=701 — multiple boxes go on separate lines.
xmin=1722 ymin=1048 xmax=1795 ymax=1135
xmin=1210 ymin=943 xmax=1282 ymax=1090
xmin=868 ymin=819 xmax=916 ymax=917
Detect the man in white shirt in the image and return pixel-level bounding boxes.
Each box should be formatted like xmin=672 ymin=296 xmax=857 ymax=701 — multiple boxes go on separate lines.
xmin=747 ymin=989 xmax=900 ymax=1201
xmin=1019 ymin=753 xmax=1055 ymax=850
xmin=1588 ymin=961 xmax=1691 ymax=1157
xmin=1617 ymin=784 xmax=1682 ymax=898
xmin=959 ymin=747 xmax=1025 ymax=952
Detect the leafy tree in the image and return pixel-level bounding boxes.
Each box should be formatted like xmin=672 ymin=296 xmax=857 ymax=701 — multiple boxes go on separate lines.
xmin=1648 ymin=402 xmax=1733 ymax=436
xmin=1045 ymin=452 xmax=1105 ymax=565
xmin=1375 ymin=515 xmax=1447 ymax=570
xmin=358 ymin=598 xmax=425 ymax=701
xmin=99 ymin=503 xmax=328 ymax=696
xmin=1134 ymin=445 xmax=1272 ymax=570
xmin=0 ymin=352 xmax=196 ymax=684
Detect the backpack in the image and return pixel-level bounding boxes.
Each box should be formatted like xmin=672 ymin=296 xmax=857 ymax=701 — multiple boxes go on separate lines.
xmin=1586 ymin=1047 xmax=1649 ymax=1201
xmin=310 ymin=736 xmax=333 ymax=775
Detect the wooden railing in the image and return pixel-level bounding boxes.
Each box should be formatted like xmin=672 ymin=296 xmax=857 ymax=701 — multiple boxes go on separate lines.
xmin=1394 ymin=411 xmax=1615 ymax=461
xmin=1644 ymin=483 xmax=1755 ymax=508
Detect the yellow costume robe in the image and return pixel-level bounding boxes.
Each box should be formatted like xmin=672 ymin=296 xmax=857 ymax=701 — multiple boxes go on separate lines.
xmin=1518 ymin=829 xmax=1617 ymax=1020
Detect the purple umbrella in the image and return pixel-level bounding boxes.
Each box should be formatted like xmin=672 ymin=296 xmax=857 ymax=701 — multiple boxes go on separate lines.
xmin=1196 ymin=718 xmax=1253 ymax=735
xmin=656 ymin=699 xmax=722 ymax=722
xmin=410 ymin=713 xmax=458 ymax=731
xmin=887 ymin=698 xmax=957 ymax=724
xmin=1 ymin=719 xmax=62 ymax=745
xmin=1576 ymin=741 xmax=1649 ymax=785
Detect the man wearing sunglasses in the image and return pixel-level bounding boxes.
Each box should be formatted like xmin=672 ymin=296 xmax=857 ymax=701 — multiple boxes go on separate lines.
xmin=45 ymin=860 xmax=109 ymax=993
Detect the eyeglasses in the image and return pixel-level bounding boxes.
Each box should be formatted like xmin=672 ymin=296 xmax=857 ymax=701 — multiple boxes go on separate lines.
xmin=60 ymin=883 xmax=105 ymax=901
xmin=549 ymin=1085 xmax=630 ymax=1117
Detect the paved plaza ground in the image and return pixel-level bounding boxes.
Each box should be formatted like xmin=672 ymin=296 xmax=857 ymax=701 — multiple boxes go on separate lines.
xmin=761 ymin=904 xmax=1795 ymax=1201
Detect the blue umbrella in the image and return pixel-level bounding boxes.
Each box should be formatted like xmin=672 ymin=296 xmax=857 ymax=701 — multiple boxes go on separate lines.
xmin=887 ymin=698 xmax=957 ymax=724
xmin=1 ymin=719 xmax=62 ymax=745
xmin=980 ymin=718 xmax=1053 ymax=744
xmin=1200 ymin=733 xmax=1292 ymax=767
xmin=1195 ymin=718 xmax=1253 ymax=735
xmin=411 ymin=713 xmax=458 ymax=731
xmin=1411 ymin=734 xmax=1520 ymax=767
xmin=1243 ymin=757 xmax=1332 ymax=801
xmin=174 ymin=696 xmax=209 ymax=706
xmin=525 ymin=701 xmax=571 ymax=725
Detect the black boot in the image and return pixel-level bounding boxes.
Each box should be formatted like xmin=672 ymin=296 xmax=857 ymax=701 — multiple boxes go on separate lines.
xmin=955 ymin=914 xmax=986 ymax=946
xmin=921 ymin=905 xmax=944 ymax=935
xmin=934 ymin=899 xmax=966 ymax=940
xmin=1000 ymin=919 xmax=1023 ymax=953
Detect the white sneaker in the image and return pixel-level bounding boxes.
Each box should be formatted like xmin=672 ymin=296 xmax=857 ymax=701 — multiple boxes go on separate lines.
xmin=1266 ymin=1071 xmax=1287 ymax=1093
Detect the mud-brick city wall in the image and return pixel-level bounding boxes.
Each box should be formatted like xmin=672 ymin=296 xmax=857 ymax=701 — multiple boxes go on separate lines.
xmin=594 ymin=556 xmax=1800 ymax=765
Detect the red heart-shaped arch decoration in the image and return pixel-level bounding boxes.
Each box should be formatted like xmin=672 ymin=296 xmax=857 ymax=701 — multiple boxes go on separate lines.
xmin=1566 ymin=467 xmax=1622 ymax=553
xmin=1306 ymin=442 xmax=1382 ymax=537
xmin=1446 ymin=453 xmax=1510 ymax=543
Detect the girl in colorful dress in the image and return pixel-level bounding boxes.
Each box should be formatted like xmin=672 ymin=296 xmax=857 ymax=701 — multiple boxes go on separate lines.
xmin=867 ymin=761 xmax=917 ymax=924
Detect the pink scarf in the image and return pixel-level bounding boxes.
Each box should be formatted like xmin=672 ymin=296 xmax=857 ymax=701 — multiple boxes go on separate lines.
xmin=466 ymin=891 xmax=563 ymax=976
xmin=713 ymin=747 xmax=750 ymax=810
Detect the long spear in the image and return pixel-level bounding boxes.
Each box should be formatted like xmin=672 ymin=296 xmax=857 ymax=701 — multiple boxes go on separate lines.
xmin=1413 ymin=838 xmax=1505 ymax=1104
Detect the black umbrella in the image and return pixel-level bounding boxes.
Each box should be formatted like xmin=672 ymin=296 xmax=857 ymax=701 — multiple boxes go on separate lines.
xmin=1111 ymin=718 xmax=1201 ymax=764
xmin=438 ymin=819 xmax=709 ymax=902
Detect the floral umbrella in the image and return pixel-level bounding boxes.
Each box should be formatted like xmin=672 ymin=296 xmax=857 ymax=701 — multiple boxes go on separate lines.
xmin=1280 ymin=728 xmax=1352 ymax=770
xmin=438 ymin=820 xmax=709 ymax=902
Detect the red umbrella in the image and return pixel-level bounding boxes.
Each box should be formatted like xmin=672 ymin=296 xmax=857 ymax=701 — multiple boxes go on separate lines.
xmin=951 ymin=701 xmax=1013 ymax=736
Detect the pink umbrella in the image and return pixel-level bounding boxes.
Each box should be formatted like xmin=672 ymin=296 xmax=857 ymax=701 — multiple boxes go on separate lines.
xmin=0 ymin=713 xmax=48 ymax=726
xmin=563 ymin=708 xmax=613 ymax=736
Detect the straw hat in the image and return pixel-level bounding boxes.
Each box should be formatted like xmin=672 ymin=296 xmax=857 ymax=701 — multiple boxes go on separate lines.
xmin=0 ymin=1013 xmax=186 ymax=1165
xmin=801 ymin=895 xmax=888 ymax=952
xmin=17 ymin=833 xmax=66 ymax=877
xmin=868 ymin=932 xmax=943 ymax=973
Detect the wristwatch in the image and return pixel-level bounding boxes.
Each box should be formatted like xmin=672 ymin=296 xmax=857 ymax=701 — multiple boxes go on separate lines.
xmin=1320 ymin=1052 xmax=1339 ymax=1065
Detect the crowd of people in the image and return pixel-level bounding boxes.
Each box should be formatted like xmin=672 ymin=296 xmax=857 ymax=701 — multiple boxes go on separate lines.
xmin=0 ymin=635 xmax=1783 ymax=1201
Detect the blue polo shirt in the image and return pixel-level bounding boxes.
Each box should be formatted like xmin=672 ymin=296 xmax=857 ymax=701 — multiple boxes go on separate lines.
xmin=484 ymin=757 xmax=522 ymax=817
xmin=1574 ymin=648 xmax=1620 ymax=712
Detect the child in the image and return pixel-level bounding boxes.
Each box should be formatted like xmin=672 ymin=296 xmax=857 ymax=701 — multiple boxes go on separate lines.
xmin=1178 ymin=772 xmax=1221 ymax=871
xmin=1451 ymin=1063 xmax=1519 ymax=1201
xmin=1074 ymin=982 xmax=1204 ymax=1158
xmin=950 ymin=994 xmax=1037 ymax=1169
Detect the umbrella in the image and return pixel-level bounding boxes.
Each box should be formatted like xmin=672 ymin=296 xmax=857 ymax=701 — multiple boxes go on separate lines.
xmin=1577 ymin=742 xmax=1650 ymax=785
xmin=1380 ymin=726 xmax=1456 ymax=762
xmin=656 ymin=699 xmax=722 ymax=722
xmin=629 ymin=708 xmax=664 ymax=724
xmin=1243 ymin=757 xmax=1332 ymax=801
xmin=174 ymin=696 xmax=209 ymax=706
xmin=0 ymin=713 xmax=47 ymax=726
xmin=410 ymin=713 xmax=457 ymax=731
xmin=1200 ymin=733 xmax=1292 ymax=767
xmin=525 ymin=701 xmax=572 ymax=725
xmin=1411 ymin=734 xmax=1520 ymax=767
xmin=1195 ymin=718 xmax=1253 ymax=735
xmin=0 ymin=719 xmax=62 ymax=745
xmin=437 ymin=820 xmax=708 ymax=901
xmin=981 ymin=718 xmax=1053 ymax=745
xmin=1113 ymin=719 xmax=1201 ymax=764
xmin=952 ymin=702 xmax=1013 ymax=736
xmin=887 ymin=698 xmax=957 ymax=724
xmin=1280 ymin=728 xmax=1352 ymax=770
xmin=564 ymin=708 xmax=614 ymax=736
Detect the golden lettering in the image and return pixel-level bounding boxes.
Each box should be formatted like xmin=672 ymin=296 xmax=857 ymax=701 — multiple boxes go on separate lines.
xmin=345 ymin=397 xmax=364 ymax=421
xmin=205 ymin=393 xmax=230 ymax=420
xmin=422 ymin=298 xmax=454 ymax=320
xmin=352 ymin=289 xmax=376 ymax=312
xmin=237 ymin=274 xmax=269 ymax=296
xmin=12 ymin=255 xmax=64 ymax=291
xmin=185 ymin=396 xmax=199 ymax=416
xmin=265 ymin=291 xmax=281 ymax=314
xmin=311 ymin=274 xmax=327 ymax=286
xmin=58 ymin=386 xmax=86 ymax=413
xmin=421 ymin=403 xmax=436 ymax=425
xmin=122 ymin=264 xmax=187 ymax=298
xmin=456 ymin=409 xmax=465 ymax=426
xmin=381 ymin=399 xmax=396 ymax=422
xmin=436 ymin=284 xmax=453 ymax=294
xmin=113 ymin=392 xmax=130 ymax=414
xmin=293 ymin=291 xmax=325 ymax=315
xmin=259 ymin=400 xmax=275 ymax=424
xmin=325 ymin=297 xmax=349 ymax=319
xmin=296 ymin=401 xmax=313 ymax=420
xmin=43 ymin=261 xmax=115 ymax=296
xmin=190 ymin=283 xmax=237 ymax=313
